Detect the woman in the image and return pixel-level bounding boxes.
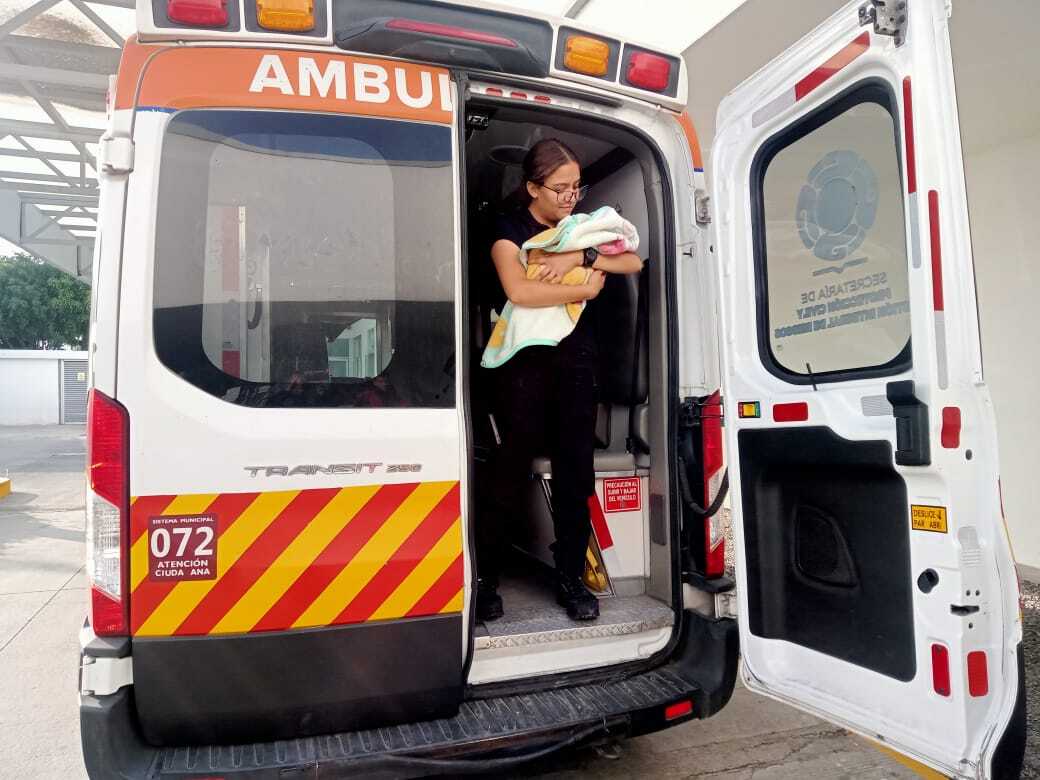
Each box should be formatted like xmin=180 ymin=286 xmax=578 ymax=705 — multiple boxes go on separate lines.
xmin=478 ymin=138 xmax=643 ymax=622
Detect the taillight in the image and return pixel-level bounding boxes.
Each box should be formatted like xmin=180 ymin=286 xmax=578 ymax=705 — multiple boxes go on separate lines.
xmin=86 ymin=389 xmax=129 ymax=636
xmin=167 ymin=0 xmax=228 ymax=27
xmin=702 ymin=391 xmax=725 ymax=578
xmin=626 ymin=51 xmax=671 ymax=92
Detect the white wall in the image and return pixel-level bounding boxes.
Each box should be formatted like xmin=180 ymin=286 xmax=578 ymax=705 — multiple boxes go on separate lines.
xmin=0 ymin=350 xmax=85 ymax=426
xmin=683 ymin=0 xmax=1040 ymax=566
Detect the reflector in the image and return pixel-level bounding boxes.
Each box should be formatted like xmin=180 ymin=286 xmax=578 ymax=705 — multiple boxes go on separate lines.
xmin=626 ymin=51 xmax=670 ymax=92
xmin=167 ymin=0 xmax=227 ymax=27
xmin=257 ymin=0 xmax=314 ymax=31
xmin=563 ymin=35 xmax=609 ymax=77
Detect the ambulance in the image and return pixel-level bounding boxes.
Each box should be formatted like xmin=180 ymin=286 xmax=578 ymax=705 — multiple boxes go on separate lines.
xmin=79 ymin=0 xmax=1027 ymax=776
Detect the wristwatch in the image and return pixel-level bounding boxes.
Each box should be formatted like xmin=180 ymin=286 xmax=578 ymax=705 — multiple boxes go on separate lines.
xmin=582 ymin=247 xmax=598 ymax=267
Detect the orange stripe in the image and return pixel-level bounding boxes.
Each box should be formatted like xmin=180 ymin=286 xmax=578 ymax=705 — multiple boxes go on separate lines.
xmin=129 ymin=495 xmax=176 ymax=546
xmin=173 ymin=488 xmax=339 ymax=635
xmin=406 ymin=553 xmax=464 ymax=617
xmin=250 ymin=483 xmax=418 ymax=633
xmin=674 ymin=111 xmax=704 ymax=170
xmin=332 ymin=483 xmax=461 ymax=624
xmin=129 ymin=491 xmax=258 ymax=632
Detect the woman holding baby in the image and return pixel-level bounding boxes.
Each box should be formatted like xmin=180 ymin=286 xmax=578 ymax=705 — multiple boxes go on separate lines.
xmin=477 ymin=138 xmax=643 ymax=623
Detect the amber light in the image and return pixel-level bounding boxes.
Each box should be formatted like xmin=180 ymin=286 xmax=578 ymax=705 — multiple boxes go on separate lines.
xmin=257 ymin=0 xmax=314 ymax=31
xmin=564 ymin=35 xmax=610 ymax=77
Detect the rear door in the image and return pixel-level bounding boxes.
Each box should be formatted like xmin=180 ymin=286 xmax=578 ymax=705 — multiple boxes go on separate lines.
xmin=114 ymin=41 xmax=467 ymax=744
xmin=711 ymin=0 xmax=1025 ymax=775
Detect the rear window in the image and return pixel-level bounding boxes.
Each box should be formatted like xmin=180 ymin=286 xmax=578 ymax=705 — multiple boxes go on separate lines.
xmin=153 ymin=110 xmax=455 ymax=408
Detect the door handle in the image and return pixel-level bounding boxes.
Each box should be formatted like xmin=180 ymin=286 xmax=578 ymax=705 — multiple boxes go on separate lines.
xmin=886 ymin=380 xmax=930 ymax=466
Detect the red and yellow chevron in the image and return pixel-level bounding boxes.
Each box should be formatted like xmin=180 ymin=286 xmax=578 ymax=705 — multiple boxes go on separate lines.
xmin=128 ymin=481 xmax=463 ymax=637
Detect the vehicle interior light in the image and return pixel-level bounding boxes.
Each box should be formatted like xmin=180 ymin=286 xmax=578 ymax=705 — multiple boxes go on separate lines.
xmin=627 ymin=50 xmax=671 ymax=92
xmin=257 ymin=0 xmax=315 ymax=32
xmin=167 ymin=0 xmax=227 ymax=27
xmin=564 ymin=35 xmax=610 ymax=77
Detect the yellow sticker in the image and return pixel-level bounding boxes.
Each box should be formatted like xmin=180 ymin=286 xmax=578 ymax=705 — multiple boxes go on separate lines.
xmin=911 ymin=504 xmax=948 ymax=533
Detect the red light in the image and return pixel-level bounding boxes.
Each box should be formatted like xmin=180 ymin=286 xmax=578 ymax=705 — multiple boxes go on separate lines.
xmin=167 ymin=0 xmax=228 ymax=27
xmin=485 ymin=87 xmax=503 ymax=96
xmin=510 ymin=91 xmax=528 ymax=100
xmin=967 ymin=651 xmax=989 ymax=697
xmin=664 ymin=699 xmax=693 ymax=720
xmin=931 ymin=644 xmax=951 ymax=697
xmin=941 ymin=406 xmax=961 ymax=448
xmin=91 ymin=585 xmax=127 ymax=636
xmin=88 ymin=389 xmax=128 ymax=507
xmin=386 ymin=18 xmax=518 ymax=48
xmin=773 ymin=402 xmax=809 ymax=422
xmin=533 ymin=95 xmax=551 ymax=103
xmin=627 ymin=51 xmax=670 ymax=92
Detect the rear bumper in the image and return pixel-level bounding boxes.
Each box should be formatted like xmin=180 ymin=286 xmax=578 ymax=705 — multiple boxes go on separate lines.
xmin=80 ymin=611 xmax=738 ymax=779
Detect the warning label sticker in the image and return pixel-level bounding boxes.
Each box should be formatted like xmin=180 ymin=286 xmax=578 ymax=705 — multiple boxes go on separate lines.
xmin=603 ymin=477 xmax=641 ymax=513
xmin=148 ymin=514 xmax=217 ymax=581
xmin=911 ymin=504 xmax=948 ymax=534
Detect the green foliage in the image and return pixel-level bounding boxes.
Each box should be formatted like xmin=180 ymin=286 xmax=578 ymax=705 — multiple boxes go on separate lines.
xmin=0 ymin=254 xmax=91 ymax=350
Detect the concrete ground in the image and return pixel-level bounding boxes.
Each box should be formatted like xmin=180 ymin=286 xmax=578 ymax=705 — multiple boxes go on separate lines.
xmin=0 ymin=426 xmax=1030 ymax=779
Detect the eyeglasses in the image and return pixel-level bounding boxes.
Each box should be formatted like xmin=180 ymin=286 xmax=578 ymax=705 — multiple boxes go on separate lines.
xmin=537 ymin=183 xmax=588 ymax=204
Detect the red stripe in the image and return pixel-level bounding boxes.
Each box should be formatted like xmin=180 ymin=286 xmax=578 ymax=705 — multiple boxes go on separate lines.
xmin=172 ymin=488 xmax=339 ymax=635
xmin=902 ymin=77 xmax=917 ymax=194
xmin=250 ymin=483 xmax=418 ymax=633
xmin=794 ymin=32 xmax=870 ymax=101
xmin=129 ymin=495 xmax=176 ymax=546
xmin=406 ymin=553 xmax=463 ymax=617
xmin=130 ymin=491 xmax=258 ymax=632
xmin=588 ymin=493 xmax=615 ymax=550
xmin=331 ymin=484 xmax=461 ymax=625
xmin=929 ymin=190 xmax=944 ymax=311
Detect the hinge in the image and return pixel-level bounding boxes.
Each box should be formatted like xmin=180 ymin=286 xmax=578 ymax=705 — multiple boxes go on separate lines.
xmin=859 ymin=0 xmax=908 ymax=46
xmin=694 ymin=188 xmax=711 ymax=225
xmin=715 ymin=590 xmax=738 ymax=620
xmin=98 ymin=134 xmax=134 ymax=174
xmin=80 ymin=654 xmax=133 ymax=696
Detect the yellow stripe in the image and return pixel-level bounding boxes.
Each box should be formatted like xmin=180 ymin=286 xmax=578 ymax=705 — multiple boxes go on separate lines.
xmin=130 ymin=495 xmax=218 ymax=591
xmin=211 ymin=485 xmax=381 ymax=635
xmin=440 ymin=589 xmax=464 ymax=614
xmin=293 ymin=481 xmax=455 ymax=629
xmin=135 ymin=490 xmax=297 ymax=636
xmin=368 ymin=518 xmax=461 ymax=621
xmin=868 ymin=742 xmax=947 ymax=779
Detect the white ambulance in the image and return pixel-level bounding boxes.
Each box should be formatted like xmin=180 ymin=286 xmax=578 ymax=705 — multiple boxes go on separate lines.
xmin=79 ymin=0 xmax=1027 ymax=777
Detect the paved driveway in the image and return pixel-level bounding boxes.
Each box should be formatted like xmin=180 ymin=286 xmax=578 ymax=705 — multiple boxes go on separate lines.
xmin=0 ymin=426 xmax=1029 ymax=779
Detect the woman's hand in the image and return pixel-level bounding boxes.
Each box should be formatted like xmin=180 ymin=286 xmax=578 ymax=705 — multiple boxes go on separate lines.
xmin=583 ymin=270 xmax=606 ymax=300
xmin=530 ymin=249 xmax=582 ymax=282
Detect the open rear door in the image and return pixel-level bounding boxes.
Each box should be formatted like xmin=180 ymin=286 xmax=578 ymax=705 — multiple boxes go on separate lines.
xmin=712 ymin=0 xmax=1026 ymax=775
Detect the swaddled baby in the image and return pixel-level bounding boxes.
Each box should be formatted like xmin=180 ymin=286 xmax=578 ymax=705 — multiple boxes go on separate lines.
xmin=481 ymin=206 xmax=639 ymax=369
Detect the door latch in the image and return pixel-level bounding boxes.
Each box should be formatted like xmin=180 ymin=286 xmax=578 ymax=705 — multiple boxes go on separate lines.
xmin=694 ymin=189 xmax=711 ymax=225
xmin=886 ymin=380 xmax=930 ymax=466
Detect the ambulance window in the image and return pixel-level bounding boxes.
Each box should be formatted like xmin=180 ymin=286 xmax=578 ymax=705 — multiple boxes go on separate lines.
xmin=152 ymin=110 xmax=455 ymax=408
xmin=753 ymin=83 xmax=911 ymax=382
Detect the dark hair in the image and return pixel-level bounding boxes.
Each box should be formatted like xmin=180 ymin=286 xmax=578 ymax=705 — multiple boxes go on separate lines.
xmin=517 ymin=138 xmax=579 ymax=205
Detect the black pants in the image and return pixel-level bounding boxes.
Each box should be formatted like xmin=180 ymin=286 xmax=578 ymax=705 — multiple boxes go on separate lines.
xmin=478 ymin=342 xmax=598 ymax=582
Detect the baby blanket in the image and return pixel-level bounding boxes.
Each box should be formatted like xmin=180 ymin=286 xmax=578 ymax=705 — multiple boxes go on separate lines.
xmin=481 ymin=206 xmax=639 ymax=368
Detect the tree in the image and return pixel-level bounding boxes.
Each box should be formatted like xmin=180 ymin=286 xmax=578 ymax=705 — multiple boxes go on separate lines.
xmin=0 ymin=254 xmax=91 ymax=350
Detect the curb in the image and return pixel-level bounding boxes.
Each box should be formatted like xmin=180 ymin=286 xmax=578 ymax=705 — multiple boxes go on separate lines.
xmin=0 ymin=478 xmax=9 ymax=500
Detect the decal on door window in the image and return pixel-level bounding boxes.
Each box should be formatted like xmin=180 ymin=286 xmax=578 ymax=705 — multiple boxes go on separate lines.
xmin=148 ymin=514 xmax=218 ymax=581
xmin=796 ymin=150 xmax=878 ymax=270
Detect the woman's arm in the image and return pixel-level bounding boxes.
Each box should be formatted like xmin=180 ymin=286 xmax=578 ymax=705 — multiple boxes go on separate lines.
xmin=592 ymin=251 xmax=643 ymax=275
xmin=492 ymin=240 xmax=602 ymax=307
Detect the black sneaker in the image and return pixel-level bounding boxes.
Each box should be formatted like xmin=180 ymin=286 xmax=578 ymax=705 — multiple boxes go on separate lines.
xmin=476 ymin=579 xmax=503 ymax=622
xmin=556 ymin=574 xmax=599 ymax=621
